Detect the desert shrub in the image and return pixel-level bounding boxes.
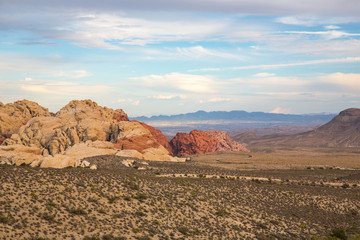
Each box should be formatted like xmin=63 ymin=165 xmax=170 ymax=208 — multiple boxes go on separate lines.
xmin=134 ymin=193 xmax=147 ymax=202
xmin=135 ymin=237 xmax=150 ymax=240
xmin=68 ymin=207 xmax=87 ymax=215
xmin=47 ymin=200 xmax=57 ymax=208
xmin=342 ymin=183 xmax=350 ymax=189
xmin=178 ymin=226 xmax=190 ymax=235
xmin=107 ymin=195 xmax=119 ymax=204
xmin=98 ymin=208 xmax=106 ymax=214
xmin=0 ymin=213 xmax=10 ymax=223
xmin=26 ymin=237 xmax=48 ymax=240
xmin=102 ymin=234 xmax=126 ymax=240
xmin=123 ymin=196 xmax=131 ymax=201
xmin=215 ymin=208 xmax=229 ymax=217
xmin=30 ymin=192 xmax=38 ymax=199
xmin=134 ymin=211 xmax=146 ymax=217
xmin=88 ymin=197 xmax=98 ymax=203
xmin=40 ymin=212 xmax=56 ymax=222
xmin=330 ymin=229 xmax=347 ymax=240
xmin=83 ymin=236 xmax=100 ymax=240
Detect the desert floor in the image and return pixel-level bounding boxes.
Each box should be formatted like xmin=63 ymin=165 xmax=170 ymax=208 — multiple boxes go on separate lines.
xmin=1 ymin=147 xmax=360 ymax=240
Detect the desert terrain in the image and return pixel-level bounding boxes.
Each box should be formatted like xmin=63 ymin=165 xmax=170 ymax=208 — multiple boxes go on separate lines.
xmin=1 ymin=147 xmax=360 ymax=240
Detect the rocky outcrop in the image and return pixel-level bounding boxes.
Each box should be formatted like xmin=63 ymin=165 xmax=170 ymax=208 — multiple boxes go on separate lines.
xmin=133 ymin=120 xmax=173 ymax=155
xmin=170 ymin=130 xmax=218 ymax=156
xmin=0 ymin=99 xmax=185 ymax=168
xmin=170 ymin=129 xmax=248 ymax=157
xmin=205 ymin=130 xmax=249 ymax=153
xmin=0 ymin=100 xmax=52 ymax=144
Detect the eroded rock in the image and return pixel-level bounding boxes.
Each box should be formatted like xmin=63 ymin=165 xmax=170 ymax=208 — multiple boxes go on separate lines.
xmin=0 ymin=99 xmax=181 ymax=168
xmin=170 ymin=129 xmax=249 ymax=157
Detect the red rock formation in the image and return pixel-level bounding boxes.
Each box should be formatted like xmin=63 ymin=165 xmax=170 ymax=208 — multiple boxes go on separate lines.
xmin=113 ymin=111 xmax=129 ymax=122
xmin=114 ymin=134 xmax=160 ymax=153
xmin=170 ymin=130 xmax=219 ymax=156
xmin=170 ymin=129 xmax=249 ymax=156
xmin=132 ymin=120 xmax=173 ymax=155
xmin=205 ymin=130 xmax=249 ymax=152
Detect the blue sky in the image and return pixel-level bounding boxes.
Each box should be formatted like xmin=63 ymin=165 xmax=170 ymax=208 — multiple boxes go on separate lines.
xmin=0 ymin=0 xmax=360 ymax=116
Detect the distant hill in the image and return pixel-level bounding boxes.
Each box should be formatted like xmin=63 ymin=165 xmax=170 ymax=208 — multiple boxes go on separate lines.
xmin=234 ymin=108 xmax=360 ymax=147
xmin=132 ymin=110 xmax=336 ymax=137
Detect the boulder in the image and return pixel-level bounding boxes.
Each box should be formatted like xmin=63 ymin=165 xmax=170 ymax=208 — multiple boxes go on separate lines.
xmin=121 ymin=159 xmax=135 ymax=167
xmin=90 ymin=164 xmax=97 ymax=170
xmin=40 ymin=155 xmax=78 ymax=168
xmin=170 ymin=129 xmax=249 ymax=157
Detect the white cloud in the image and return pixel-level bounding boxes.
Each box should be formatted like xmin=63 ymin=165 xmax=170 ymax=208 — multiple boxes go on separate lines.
xmin=284 ymin=30 xmax=360 ymax=39
xmin=133 ymin=100 xmax=140 ymax=106
xmin=19 ymin=78 xmax=109 ymax=96
xmin=253 ymin=72 xmax=275 ymax=77
xmin=152 ymin=94 xmax=186 ymax=100
xmin=58 ymin=13 xmax=230 ymax=48
xmin=276 ymin=16 xmax=319 ymax=27
xmin=319 ymin=72 xmax=360 ymax=89
xmin=132 ymin=72 xmax=217 ymax=93
xmin=276 ymin=16 xmax=358 ymax=27
xmin=191 ymin=57 xmax=360 ymax=72
xmin=176 ymin=46 xmax=244 ymax=60
xmin=55 ymin=70 xmax=91 ymax=79
xmin=325 ymin=25 xmax=340 ymax=30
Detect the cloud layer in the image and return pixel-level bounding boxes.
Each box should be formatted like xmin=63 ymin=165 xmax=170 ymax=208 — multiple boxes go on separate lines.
xmin=0 ymin=0 xmax=359 ymax=116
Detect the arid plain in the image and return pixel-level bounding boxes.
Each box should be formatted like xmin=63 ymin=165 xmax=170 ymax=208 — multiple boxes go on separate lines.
xmin=1 ymin=146 xmax=360 ymax=240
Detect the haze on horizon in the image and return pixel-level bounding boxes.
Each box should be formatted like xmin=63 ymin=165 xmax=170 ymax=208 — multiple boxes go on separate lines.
xmin=0 ymin=0 xmax=359 ymax=117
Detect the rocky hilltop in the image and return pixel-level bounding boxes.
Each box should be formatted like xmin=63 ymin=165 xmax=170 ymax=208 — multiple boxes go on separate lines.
xmin=235 ymin=108 xmax=360 ymax=147
xmin=170 ymin=130 xmax=249 ymax=157
xmin=0 ymin=100 xmax=183 ymax=168
xmin=0 ymin=100 xmax=248 ymax=168
xmin=0 ymin=100 xmax=52 ymax=137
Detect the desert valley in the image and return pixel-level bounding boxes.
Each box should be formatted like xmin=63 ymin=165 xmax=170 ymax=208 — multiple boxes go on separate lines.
xmin=0 ymin=100 xmax=359 ymax=240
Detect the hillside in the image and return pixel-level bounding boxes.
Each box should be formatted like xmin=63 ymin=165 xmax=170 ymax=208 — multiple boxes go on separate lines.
xmin=235 ymin=108 xmax=360 ymax=148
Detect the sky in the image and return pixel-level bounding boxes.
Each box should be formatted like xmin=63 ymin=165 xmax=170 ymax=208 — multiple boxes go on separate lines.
xmin=0 ymin=0 xmax=360 ymax=117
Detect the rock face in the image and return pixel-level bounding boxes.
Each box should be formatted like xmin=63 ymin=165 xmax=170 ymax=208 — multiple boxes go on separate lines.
xmin=234 ymin=108 xmax=360 ymax=147
xmin=170 ymin=129 xmax=249 ymax=157
xmin=0 ymin=100 xmax=51 ymax=135
xmin=132 ymin=120 xmax=173 ymax=154
xmin=205 ymin=130 xmax=250 ymax=153
xmin=0 ymin=99 xmax=183 ymax=168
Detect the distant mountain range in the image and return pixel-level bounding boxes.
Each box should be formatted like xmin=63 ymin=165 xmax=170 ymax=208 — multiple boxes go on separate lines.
xmin=234 ymin=108 xmax=360 ymax=147
xmin=132 ymin=110 xmax=336 ymax=137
